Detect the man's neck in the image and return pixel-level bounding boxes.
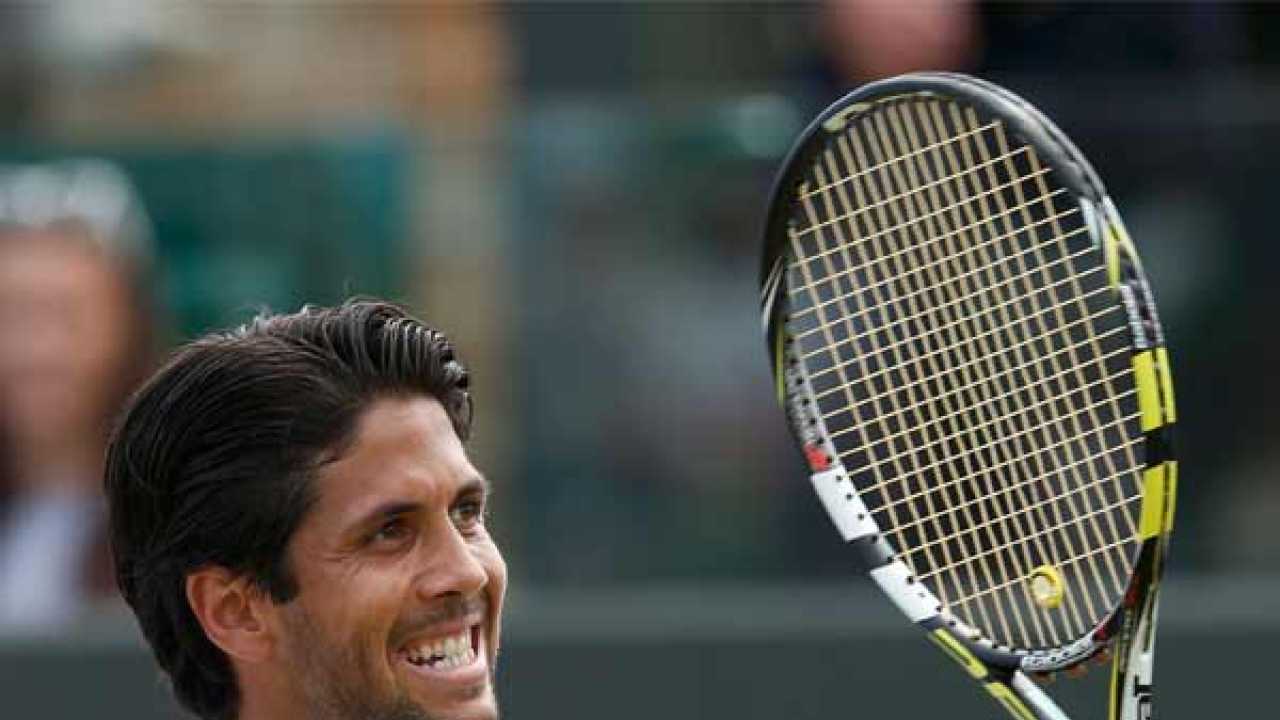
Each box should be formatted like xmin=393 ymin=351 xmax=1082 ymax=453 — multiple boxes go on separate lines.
xmin=235 ymin=666 xmax=311 ymax=720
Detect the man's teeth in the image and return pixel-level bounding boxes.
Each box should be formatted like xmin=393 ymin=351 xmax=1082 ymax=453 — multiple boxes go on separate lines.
xmin=404 ymin=629 xmax=476 ymax=669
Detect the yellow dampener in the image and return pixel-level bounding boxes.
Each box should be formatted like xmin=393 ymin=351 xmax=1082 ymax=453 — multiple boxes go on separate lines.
xmin=1028 ymin=565 xmax=1066 ymax=610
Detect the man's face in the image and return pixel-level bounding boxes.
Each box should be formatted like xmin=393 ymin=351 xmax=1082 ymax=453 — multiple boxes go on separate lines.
xmin=272 ymin=396 xmax=506 ymax=720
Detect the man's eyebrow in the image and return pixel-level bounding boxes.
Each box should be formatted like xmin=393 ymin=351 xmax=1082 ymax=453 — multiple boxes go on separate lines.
xmin=351 ymin=500 xmax=422 ymax=532
xmin=460 ymin=475 xmax=491 ymax=498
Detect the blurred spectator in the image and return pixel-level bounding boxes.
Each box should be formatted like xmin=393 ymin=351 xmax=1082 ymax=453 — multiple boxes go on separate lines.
xmin=818 ymin=0 xmax=979 ymax=82
xmin=0 ymin=160 xmax=157 ymax=632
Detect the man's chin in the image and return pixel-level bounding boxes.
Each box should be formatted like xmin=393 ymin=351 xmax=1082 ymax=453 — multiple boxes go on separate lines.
xmin=402 ymin=694 xmax=498 ymax=720
xmin=393 ymin=661 xmax=498 ymax=720
xmin=349 ymin=690 xmax=497 ymax=720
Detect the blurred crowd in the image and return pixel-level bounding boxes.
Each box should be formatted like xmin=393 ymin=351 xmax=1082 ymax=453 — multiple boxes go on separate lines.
xmin=0 ymin=161 xmax=156 ymax=631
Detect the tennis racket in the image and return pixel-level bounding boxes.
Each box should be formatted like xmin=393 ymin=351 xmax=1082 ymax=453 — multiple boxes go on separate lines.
xmin=760 ymin=72 xmax=1177 ymax=720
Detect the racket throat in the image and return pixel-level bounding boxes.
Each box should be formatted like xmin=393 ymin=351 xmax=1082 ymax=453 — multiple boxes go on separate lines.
xmin=1110 ymin=596 xmax=1158 ymax=720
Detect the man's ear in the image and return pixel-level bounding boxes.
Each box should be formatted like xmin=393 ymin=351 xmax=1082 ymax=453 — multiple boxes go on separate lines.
xmin=186 ymin=567 xmax=276 ymax=664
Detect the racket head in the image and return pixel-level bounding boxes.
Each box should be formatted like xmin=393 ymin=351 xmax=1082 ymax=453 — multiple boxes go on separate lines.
xmin=760 ymin=72 xmax=1177 ymax=677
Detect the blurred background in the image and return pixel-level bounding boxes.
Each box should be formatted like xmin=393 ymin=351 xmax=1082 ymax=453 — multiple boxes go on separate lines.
xmin=0 ymin=1 xmax=1274 ymax=718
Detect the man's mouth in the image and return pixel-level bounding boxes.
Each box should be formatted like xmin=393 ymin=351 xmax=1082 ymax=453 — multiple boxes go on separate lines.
xmin=399 ymin=624 xmax=481 ymax=672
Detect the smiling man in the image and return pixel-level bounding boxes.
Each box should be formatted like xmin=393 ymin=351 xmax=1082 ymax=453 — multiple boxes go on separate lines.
xmin=104 ymin=300 xmax=507 ymax=720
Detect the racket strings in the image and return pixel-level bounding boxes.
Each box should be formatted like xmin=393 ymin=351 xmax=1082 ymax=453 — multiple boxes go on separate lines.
xmin=788 ymin=203 xmax=1083 ymax=339
xmin=920 ymin=104 xmax=1099 ymax=639
xmin=890 ymin=434 xmax=1142 ymax=546
xmin=1026 ymin=139 xmax=1143 ymax=553
xmin=813 ymin=111 xmax=1042 ymax=641
xmin=873 ymin=102 xmax=1087 ymax=639
xmin=918 ymin=487 xmax=1138 ymax=584
xmin=948 ymin=534 xmax=1137 ymax=611
xmin=844 ymin=379 xmax=1137 ymax=492
xmin=981 ymin=116 xmax=1140 ymax=619
xmin=792 ymin=152 xmax=1051 ymax=248
xmin=924 ymin=102 xmax=1131 ymax=640
xmin=831 ymin=105 xmax=1048 ymax=642
xmin=945 ymin=101 xmax=1138 ymax=641
xmin=797 ymin=119 xmax=1002 ymax=200
xmin=798 ymin=159 xmax=977 ymax=620
xmin=820 ymin=324 xmax=1127 ymax=437
xmin=793 ymin=159 xmax=984 ymax=624
xmin=804 ymin=276 xmax=1119 ymax=397
xmin=785 ymin=97 xmax=1143 ymax=651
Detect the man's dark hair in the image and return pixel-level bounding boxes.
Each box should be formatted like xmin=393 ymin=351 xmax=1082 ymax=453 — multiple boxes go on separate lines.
xmin=104 ymin=300 xmax=472 ymax=720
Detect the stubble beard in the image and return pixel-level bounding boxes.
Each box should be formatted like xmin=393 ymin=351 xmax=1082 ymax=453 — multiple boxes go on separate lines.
xmin=280 ymin=606 xmax=435 ymax=720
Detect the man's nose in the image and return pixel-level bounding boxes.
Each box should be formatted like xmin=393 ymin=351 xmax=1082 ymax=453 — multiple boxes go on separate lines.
xmin=414 ymin=520 xmax=488 ymax=601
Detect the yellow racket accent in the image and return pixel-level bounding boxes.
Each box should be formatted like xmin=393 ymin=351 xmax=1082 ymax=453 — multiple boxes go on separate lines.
xmin=822 ymin=102 xmax=871 ymax=133
xmin=1156 ymin=347 xmax=1177 ymax=422
xmin=1138 ymin=465 xmax=1171 ymax=539
xmin=929 ymin=629 xmax=988 ymax=680
xmin=1027 ymin=565 xmax=1066 ymax=610
xmin=1105 ymin=207 xmax=1143 ymax=290
xmin=1108 ymin=643 xmax=1124 ymax=720
xmin=1106 ymin=223 xmax=1123 ymax=290
xmin=1132 ymin=351 xmax=1163 ymax=431
xmin=985 ymin=682 xmax=1039 ymax=720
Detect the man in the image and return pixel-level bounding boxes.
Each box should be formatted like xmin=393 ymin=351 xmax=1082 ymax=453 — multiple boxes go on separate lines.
xmin=104 ymin=300 xmax=507 ymax=720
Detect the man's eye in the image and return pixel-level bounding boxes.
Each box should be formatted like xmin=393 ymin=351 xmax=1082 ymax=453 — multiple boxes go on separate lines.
xmin=450 ymin=499 xmax=485 ymax=531
xmin=371 ymin=519 xmax=413 ymax=545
